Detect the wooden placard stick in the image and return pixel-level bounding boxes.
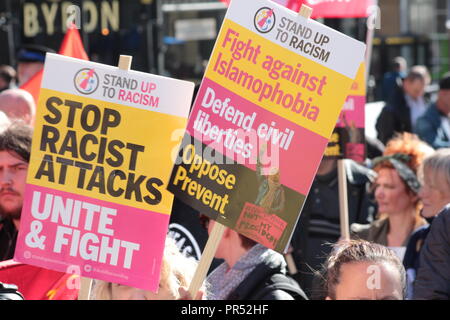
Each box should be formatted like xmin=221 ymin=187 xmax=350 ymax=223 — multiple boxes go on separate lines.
xmin=365 ymin=0 xmax=379 ymax=85
xmin=280 ymin=4 xmax=314 ymax=276
xmin=78 ymin=277 xmax=93 ymax=300
xmin=284 ymin=252 xmax=298 ymax=275
xmin=118 ymin=55 xmax=133 ymax=71
xmin=79 ymin=54 xmax=132 ymax=301
xmin=298 ymin=4 xmax=313 ymax=19
xmin=338 ymin=159 xmax=350 ymax=240
xmin=188 ymin=222 xmax=226 ymax=300
xmin=278 ymin=3 xmax=314 ymax=276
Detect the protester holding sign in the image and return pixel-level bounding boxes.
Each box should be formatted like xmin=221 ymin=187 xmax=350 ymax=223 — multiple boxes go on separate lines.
xmin=351 ymin=133 xmax=434 ymax=258
xmin=202 ymin=216 xmax=307 ymax=300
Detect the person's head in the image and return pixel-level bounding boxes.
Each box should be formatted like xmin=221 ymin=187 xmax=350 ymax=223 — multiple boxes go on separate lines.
xmin=0 ymin=65 xmax=16 ymax=92
xmin=418 ymin=148 xmax=450 ymax=218
xmin=436 ymin=73 xmax=450 ymax=114
xmin=403 ymin=70 xmax=426 ymax=100
xmin=410 ymin=65 xmax=431 ymax=86
xmin=392 ymin=57 xmax=407 ymax=73
xmin=92 ymin=237 xmax=198 ymax=300
xmin=316 ymin=157 xmax=338 ymax=176
xmin=200 ymin=214 xmax=257 ymax=267
xmin=16 ymin=44 xmax=54 ymax=86
xmin=0 ymin=111 xmax=11 ymax=131
xmin=0 ymin=121 xmax=33 ymax=222
xmin=325 ymin=240 xmax=406 ymax=300
xmin=372 ymin=133 xmax=434 ymax=217
xmin=0 ymin=89 xmax=36 ymax=125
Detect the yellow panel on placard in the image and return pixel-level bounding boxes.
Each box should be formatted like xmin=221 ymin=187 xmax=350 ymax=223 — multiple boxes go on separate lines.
xmin=349 ymin=63 xmax=366 ymax=96
xmin=205 ymin=19 xmax=355 ymax=139
xmin=27 ymin=88 xmax=185 ymax=214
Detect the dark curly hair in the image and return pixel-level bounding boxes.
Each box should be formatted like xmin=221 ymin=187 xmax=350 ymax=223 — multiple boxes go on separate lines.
xmin=0 ymin=121 xmax=33 ymax=162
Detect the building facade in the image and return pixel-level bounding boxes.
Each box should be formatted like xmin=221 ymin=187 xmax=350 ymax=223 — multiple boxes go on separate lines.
xmin=0 ymin=0 xmax=448 ymax=100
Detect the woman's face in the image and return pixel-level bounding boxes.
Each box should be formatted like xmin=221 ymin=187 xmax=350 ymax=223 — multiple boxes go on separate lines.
xmin=110 ymin=282 xmax=176 ymax=300
xmin=374 ymin=168 xmax=417 ymax=215
xmin=327 ymin=261 xmax=403 ymax=300
xmin=419 ymin=169 xmax=450 ymax=218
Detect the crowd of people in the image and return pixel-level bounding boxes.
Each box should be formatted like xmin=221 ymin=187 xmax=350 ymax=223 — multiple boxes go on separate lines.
xmin=0 ymin=45 xmax=449 ymax=301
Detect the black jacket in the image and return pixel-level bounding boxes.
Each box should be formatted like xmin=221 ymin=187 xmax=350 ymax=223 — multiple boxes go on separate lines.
xmin=0 ymin=218 xmax=17 ymax=262
xmin=227 ymin=250 xmax=307 ymax=300
xmin=414 ymin=206 xmax=450 ymax=300
xmin=290 ymin=159 xmax=377 ymax=298
xmin=415 ymin=103 xmax=450 ymax=149
xmin=376 ymin=86 xmax=412 ymax=145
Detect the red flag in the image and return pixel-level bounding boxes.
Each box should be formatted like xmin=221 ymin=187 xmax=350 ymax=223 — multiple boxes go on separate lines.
xmin=296 ymin=0 xmax=375 ymax=18
xmin=220 ymin=0 xmax=301 ymax=10
xmin=220 ymin=0 xmax=375 ymax=18
xmin=21 ymin=26 xmax=89 ymax=105
xmin=19 ymin=69 xmax=43 ymax=108
xmin=0 ymin=260 xmax=79 ymax=300
xmin=58 ymin=26 xmax=89 ymax=60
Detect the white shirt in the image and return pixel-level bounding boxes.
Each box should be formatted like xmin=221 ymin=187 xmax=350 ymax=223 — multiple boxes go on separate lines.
xmin=405 ymin=95 xmax=427 ymax=129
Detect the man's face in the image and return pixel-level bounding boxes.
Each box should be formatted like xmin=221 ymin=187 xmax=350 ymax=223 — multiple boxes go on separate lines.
xmin=403 ymin=78 xmax=425 ymax=100
xmin=0 ymin=151 xmax=28 ymax=220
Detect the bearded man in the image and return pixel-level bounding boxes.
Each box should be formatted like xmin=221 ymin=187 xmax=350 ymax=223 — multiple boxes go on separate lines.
xmin=0 ymin=122 xmax=32 ymax=261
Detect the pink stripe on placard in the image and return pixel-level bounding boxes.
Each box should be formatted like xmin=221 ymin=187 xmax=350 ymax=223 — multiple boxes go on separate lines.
xmin=186 ymin=77 xmax=328 ymax=195
xmin=15 ymin=184 xmax=169 ymax=292
xmin=336 ymin=95 xmax=365 ymax=128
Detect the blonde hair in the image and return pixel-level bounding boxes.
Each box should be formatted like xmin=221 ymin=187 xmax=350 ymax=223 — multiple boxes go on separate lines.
xmin=92 ymin=237 xmax=198 ymax=300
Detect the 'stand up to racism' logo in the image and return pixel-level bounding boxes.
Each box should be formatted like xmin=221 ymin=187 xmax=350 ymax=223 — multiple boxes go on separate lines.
xmin=73 ymin=68 xmax=99 ymax=95
xmin=254 ymin=7 xmax=276 ymax=34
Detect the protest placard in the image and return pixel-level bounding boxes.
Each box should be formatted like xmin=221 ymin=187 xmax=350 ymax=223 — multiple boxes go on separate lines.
xmin=220 ymin=1 xmax=377 ymax=19
xmin=168 ymin=0 xmax=366 ymax=254
xmin=326 ymin=63 xmax=366 ymax=162
xmin=323 ymin=64 xmax=366 ymax=241
xmin=14 ymin=53 xmax=194 ymax=292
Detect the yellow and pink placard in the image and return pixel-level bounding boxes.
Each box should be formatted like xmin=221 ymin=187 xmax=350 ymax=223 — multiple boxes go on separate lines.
xmin=327 ymin=63 xmax=366 ymax=161
xmin=168 ymin=0 xmax=366 ymax=252
xmin=15 ymin=53 xmax=194 ymax=291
